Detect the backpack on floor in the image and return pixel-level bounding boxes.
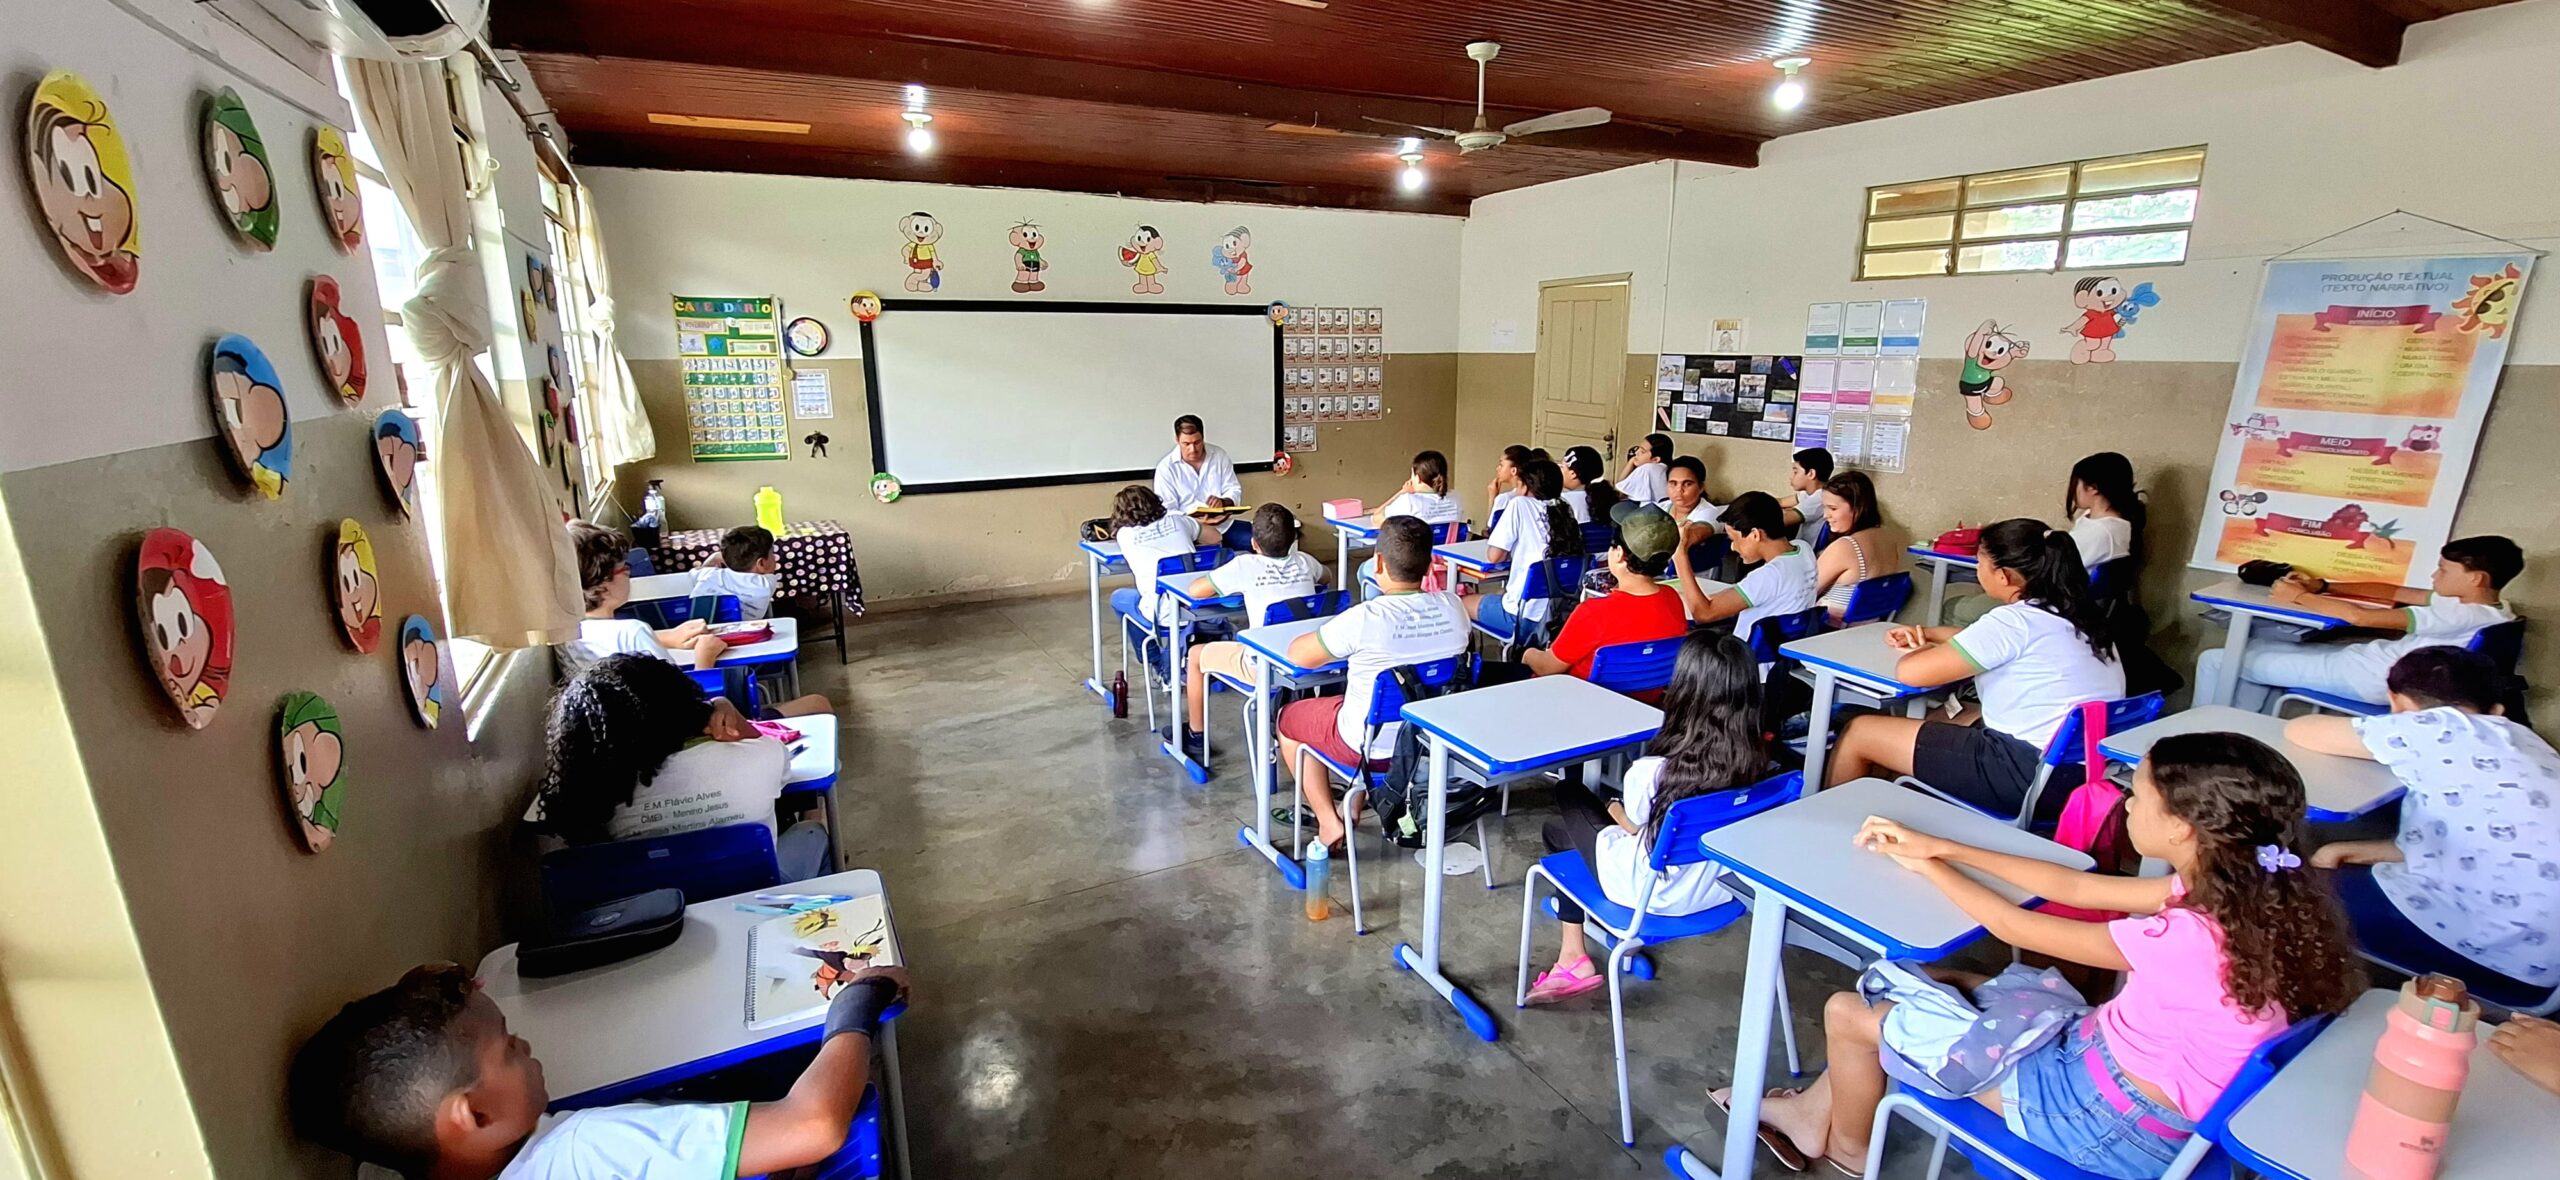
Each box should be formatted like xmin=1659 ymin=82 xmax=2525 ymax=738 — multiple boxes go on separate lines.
xmin=1367 ymin=661 xmax=1498 ymax=849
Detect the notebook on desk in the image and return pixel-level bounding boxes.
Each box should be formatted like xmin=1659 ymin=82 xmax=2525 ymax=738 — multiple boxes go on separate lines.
xmin=745 ymin=896 xmax=901 ymax=1030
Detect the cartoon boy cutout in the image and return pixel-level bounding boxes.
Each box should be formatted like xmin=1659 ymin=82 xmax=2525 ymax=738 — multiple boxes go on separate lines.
xmin=136 ymin=529 xmax=233 ymax=730
xmin=2064 ymin=276 xmax=2129 ymax=365
xmin=1212 ymin=226 xmax=1254 ymax=295
xmin=1009 ymin=221 xmax=1047 ymax=292
xmin=311 ymin=277 xmax=367 ymax=403
xmin=374 ymin=411 xmax=422 ymax=512
xmin=1959 ymin=319 xmax=2028 ymax=431
xmin=210 ymin=337 xmax=291 ymax=498
xmin=1120 ymin=225 xmax=1166 ymax=294
xmin=334 ymin=520 xmax=383 ymax=652
xmin=400 ymin=616 xmax=444 ymax=728
xmin=899 ymin=212 xmax=944 ymax=292
xmin=312 ymin=125 xmax=365 ymax=252
xmin=203 ymin=88 xmax=277 ymax=249
xmin=26 ymin=73 xmax=141 ymax=293
xmin=278 ymin=692 xmax=348 ymax=852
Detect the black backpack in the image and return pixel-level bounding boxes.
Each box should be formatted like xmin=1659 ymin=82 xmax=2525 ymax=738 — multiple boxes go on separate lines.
xmin=1366 ymin=660 xmax=1500 ymax=848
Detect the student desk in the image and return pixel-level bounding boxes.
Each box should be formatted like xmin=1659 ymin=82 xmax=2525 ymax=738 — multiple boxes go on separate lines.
xmin=1780 ymin=623 xmax=1948 ymax=793
xmin=2100 ymin=705 xmax=2404 ymax=821
xmin=1322 ymin=512 xmax=1378 ymax=596
xmin=712 ymin=617 xmax=801 ymax=699
xmin=2223 ymin=988 xmax=2551 ymax=1180
xmin=2189 ymin=579 xmax=2350 ymax=708
xmin=1075 ymin=536 xmax=1222 ymax=703
xmin=778 ymin=717 xmax=843 ymax=873
xmin=1398 ymin=676 xmax=1664 ymax=1041
xmin=650 ymin=521 xmax=862 ymax=664
xmin=1669 ymin=778 xmax=2091 ymax=1180
xmin=476 ymin=869 xmax=913 ymax=1180
xmin=1433 ymin=538 xmax=1508 ymax=579
xmin=1160 ymin=581 xmax=1247 ymax=784
xmin=1905 ymin=546 xmax=1979 ymax=626
xmin=1233 ymin=616 xmax=1347 ymax=886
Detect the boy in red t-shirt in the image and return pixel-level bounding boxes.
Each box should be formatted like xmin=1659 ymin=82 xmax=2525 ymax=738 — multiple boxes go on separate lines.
xmin=1523 ymin=502 xmax=1689 ymax=696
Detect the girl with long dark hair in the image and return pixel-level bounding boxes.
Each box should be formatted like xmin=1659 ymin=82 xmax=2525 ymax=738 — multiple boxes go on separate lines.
xmin=1471 ymin=457 xmax=1584 ymax=640
xmin=1374 ymin=449 xmax=1464 ymax=527
xmin=2064 ymin=451 xmax=2145 ymax=572
xmin=1522 ymin=632 xmax=1769 ymax=1004
xmin=1487 ymin=443 xmax=1533 ymax=525
xmin=1560 ymin=444 xmax=1624 ymax=524
xmin=1825 ymin=518 xmax=2123 ymax=818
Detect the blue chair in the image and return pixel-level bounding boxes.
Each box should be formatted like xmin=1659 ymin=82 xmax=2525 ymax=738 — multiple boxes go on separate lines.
xmin=2088 ymin=557 xmax=2136 ymax=601
xmin=1812 ymin=520 xmax=1836 ymax=554
xmin=624 ymin=547 xmax=657 ymax=577
xmin=1580 ymin=521 xmax=1616 ymax=556
xmin=621 ymin=593 xmax=743 ymax=630
xmin=540 ymin=821 xmax=780 ymax=916
xmin=1900 ymin=693 xmax=2167 ymax=828
xmin=1586 ymin=637 xmax=1680 ymax=698
xmin=1202 ymin=590 xmax=1355 ymax=764
xmin=1117 ymin=550 xmax=1226 ymax=731
xmin=1839 ymin=571 xmax=1916 ymax=626
xmin=1516 ymin=771 xmax=1806 ymax=1146
xmin=1685 ymin=532 xmax=1732 ymax=579
xmin=1356 ymin=521 xmax=1470 ymax=596
xmin=1300 ymin=658 xmax=1492 ymax=935
xmin=1862 ymin=1012 xmax=2332 ymax=1180
xmin=1470 ymin=555 xmax=1591 ymax=654
xmin=1746 ymin=606 xmax=1829 ymax=667
xmin=687 ymin=664 xmax=765 ymax=716
xmin=2274 ymin=617 xmax=2526 ymax=718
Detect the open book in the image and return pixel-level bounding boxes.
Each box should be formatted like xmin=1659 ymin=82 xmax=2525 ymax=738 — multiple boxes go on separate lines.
xmin=745 ymin=896 xmax=900 ymax=1029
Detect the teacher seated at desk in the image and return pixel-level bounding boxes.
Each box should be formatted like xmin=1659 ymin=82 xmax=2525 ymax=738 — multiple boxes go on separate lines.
xmin=1154 ymin=413 xmax=1252 ymax=549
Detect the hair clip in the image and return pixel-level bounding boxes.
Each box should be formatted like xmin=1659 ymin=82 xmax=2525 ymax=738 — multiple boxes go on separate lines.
xmin=2255 ymin=844 xmax=2303 ymax=873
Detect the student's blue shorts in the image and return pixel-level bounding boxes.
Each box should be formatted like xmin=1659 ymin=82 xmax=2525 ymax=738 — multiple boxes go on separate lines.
xmin=1999 ymin=1017 xmax=2195 ymax=1179
xmin=1474 ymin=593 xmax=1523 ymax=636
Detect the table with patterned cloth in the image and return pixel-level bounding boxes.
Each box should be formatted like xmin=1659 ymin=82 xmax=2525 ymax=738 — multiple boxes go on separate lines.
xmin=649 ymin=520 xmax=862 ymax=662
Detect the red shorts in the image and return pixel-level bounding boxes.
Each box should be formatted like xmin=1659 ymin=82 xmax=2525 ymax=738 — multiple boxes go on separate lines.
xmin=1278 ymin=696 xmax=1382 ymax=771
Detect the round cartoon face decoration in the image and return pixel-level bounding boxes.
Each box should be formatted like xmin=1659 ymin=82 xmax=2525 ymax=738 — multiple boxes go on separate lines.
xmin=1266 ymin=300 xmax=1291 ymax=326
xmin=374 ymin=408 xmax=423 ymax=514
xmin=870 ymin=472 xmax=902 ymax=504
xmin=1271 ymin=450 xmax=1294 ymax=475
xmin=135 ymin=529 xmax=235 ymax=730
xmin=332 ymin=519 xmax=384 ymax=652
xmin=848 ymin=291 xmax=883 ymax=322
xmin=311 ymin=124 xmax=364 ymax=252
xmin=208 ymin=335 xmax=292 ymax=499
xmin=202 ymin=88 xmax=276 ymax=250
xmin=398 ymin=614 xmax=446 ymax=729
xmin=309 ymin=275 xmax=367 ymax=404
xmin=276 ymin=692 xmax=348 ymax=853
xmin=24 ymin=71 xmax=141 ymax=293
xmin=785 ymin=317 xmax=830 ymax=356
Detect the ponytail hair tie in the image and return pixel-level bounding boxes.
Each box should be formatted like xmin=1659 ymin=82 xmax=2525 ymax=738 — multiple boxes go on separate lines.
xmin=2255 ymin=844 xmax=2303 ymax=873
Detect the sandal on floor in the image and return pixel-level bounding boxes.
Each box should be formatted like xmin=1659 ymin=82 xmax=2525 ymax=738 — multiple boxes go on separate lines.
xmin=1522 ymin=958 xmax=1605 ymax=1006
xmin=1706 ymin=1088 xmax=1812 ymax=1173
xmin=1822 ymin=1155 xmax=1867 ymax=1179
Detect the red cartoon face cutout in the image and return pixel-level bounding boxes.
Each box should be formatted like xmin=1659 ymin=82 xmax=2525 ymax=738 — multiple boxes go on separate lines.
xmin=309 ymin=275 xmax=367 ymax=404
xmin=135 ymin=528 xmax=234 ymax=730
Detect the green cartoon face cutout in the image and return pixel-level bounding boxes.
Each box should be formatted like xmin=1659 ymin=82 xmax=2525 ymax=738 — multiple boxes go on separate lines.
xmin=277 ymin=692 xmax=348 ymax=853
xmin=203 ymin=88 xmax=277 ymax=249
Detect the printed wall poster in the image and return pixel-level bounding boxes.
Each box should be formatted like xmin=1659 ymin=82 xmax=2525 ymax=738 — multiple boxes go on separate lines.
xmin=1804 ymin=303 xmax=1842 ymax=356
xmin=135 ymin=529 xmax=234 ymax=730
xmin=277 ymin=692 xmax=348 ymax=853
xmin=1841 ymin=301 xmax=1884 ymax=355
xmin=25 ymin=71 xmax=141 ymax=293
xmin=1879 ymin=299 xmax=1927 ymax=355
xmin=674 ymin=296 xmax=788 ymax=461
xmin=203 ymin=87 xmax=277 ymax=250
xmin=2191 ymin=255 xmax=2533 ymax=583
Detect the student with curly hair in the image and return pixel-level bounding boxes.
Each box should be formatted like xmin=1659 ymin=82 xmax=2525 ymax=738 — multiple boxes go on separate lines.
xmin=561 ymin=521 xmax=727 ymax=675
xmin=1727 ymin=732 xmax=2361 ymax=1178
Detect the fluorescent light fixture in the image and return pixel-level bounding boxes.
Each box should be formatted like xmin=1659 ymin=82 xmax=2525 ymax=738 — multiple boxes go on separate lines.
xmin=646 ymin=113 xmax=811 ymax=134
xmin=1771 ymin=57 xmax=1811 ymax=111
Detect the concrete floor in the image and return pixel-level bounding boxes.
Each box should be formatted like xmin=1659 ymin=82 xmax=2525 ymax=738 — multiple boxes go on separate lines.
xmin=819 ymin=593 xmax=1971 ymax=1179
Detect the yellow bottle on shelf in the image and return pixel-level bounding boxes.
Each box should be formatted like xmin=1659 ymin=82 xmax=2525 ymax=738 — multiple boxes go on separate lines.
xmin=753 ymin=485 xmax=785 ymax=535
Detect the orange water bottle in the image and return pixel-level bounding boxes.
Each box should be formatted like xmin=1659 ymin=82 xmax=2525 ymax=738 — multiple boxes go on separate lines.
xmin=2344 ymin=975 xmax=2479 ymax=1180
xmin=1302 ymin=840 xmax=1332 ymax=921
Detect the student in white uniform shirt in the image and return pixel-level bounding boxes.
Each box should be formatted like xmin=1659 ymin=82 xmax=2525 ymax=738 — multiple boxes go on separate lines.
xmin=1559 ymin=445 xmax=1622 ymax=526
xmin=1663 ymin=455 xmax=1722 ymax=547
xmin=685 ymin=525 xmax=780 ymax=621
xmin=1826 ymin=519 xmax=2125 ymax=819
xmin=2061 ymin=452 xmax=2141 ymax=575
xmin=1152 ymin=413 xmax=1249 ymax=547
xmin=562 ymin=522 xmax=729 ymax=675
xmin=1778 ymin=446 xmax=1834 ymax=547
xmin=1487 ymin=443 xmax=1532 ymax=529
xmin=2199 ymin=534 xmax=2523 ymax=713
xmin=1670 ymin=491 xmax=1817 ymax=665
xmin=1619 ymin=433 xmax=1674 ymax=506
xmin=1179 ymin=503 xmax=1330 ymax=752
xmin=292 ymin=960 xmax=910 ymax=1180
xmin=1372 ymin=449 xmax=1467 ymax=529
xmin=1106 ymin=484 xmax=1204 ymax=628
xmin=1469 ymin=457 xmax=1583 ymax=642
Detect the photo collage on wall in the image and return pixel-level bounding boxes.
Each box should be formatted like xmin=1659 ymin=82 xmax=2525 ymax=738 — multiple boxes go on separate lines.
xmin=1654 ymin=353 xmax=1803 ymax=443
xmin=1278 ymin=305 xmax=1388 ymax=453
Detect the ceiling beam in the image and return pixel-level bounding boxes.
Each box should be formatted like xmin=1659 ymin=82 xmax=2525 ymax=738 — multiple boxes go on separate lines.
xmin=564 ymin=131 xmax=1479 ymax=217
xmin=495 ymin=6 xmax=1761 ymax=167
xmin=2190 ymin=0 xmax=2407 ymax=67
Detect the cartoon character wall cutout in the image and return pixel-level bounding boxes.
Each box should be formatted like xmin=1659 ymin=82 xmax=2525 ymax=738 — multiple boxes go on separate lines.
xmin=332 ymin=519 xmax=384 ymax=652
xmin=1266 ymin=300 xmax=1291 ymax=326
xmin=277 ymin=692 xmax=348 ymax=853
xmin=1212 ymin=226 xmax=1254 ymax=295
xmin=309 ymin=276 xmax=368 ymax=404
xmin=899 ymin=211 xmax=944 ymax=291
xmin=311 ymin=124 xmax=364 ymax=253
xmin=1119 ymin=225 xmax=1166 ymax=294
xmin=374 ymin=408 xmax=423 ymax=514
xmin=202 ymin=87 xmax=276 ymax=251
xmin=871 ymin=472 xmax=902 ymax=503
xmin=1009 ymin=221 xmax=1047 ymax=292
xmin=1957 ymin=320 xmax=2028 ymax=431
xmin=209 ymin=334 xmax=292 ymax=498
xmin=398 ymin=614 xmax=446 ymax=729
xmin=24 ymin=71 xmax=141 ymax=293
xmin=135 ymin=529 xmax=234 ymax=730
xmin=2217 ymin=489 xmax=2269 ymax=517
xmin=848 ymin=291 xmax=883 ymax=322
xmin=2062 ymin=276 xmax=2161 ymax=364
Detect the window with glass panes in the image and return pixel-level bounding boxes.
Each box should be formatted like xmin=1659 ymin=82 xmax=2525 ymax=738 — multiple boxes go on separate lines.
xmin=1859 ymin=147 xmax=2204 ymax=280
xmin=538 ymin=171 xmax=605 ymax=504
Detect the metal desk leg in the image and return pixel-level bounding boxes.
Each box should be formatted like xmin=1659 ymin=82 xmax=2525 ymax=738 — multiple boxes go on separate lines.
xmin=2206 ymin=611 xmax=2254 ymax=709
xmin=1801 ymin=668 xmax=1841 ymax=793
xmin=1922 ymin=559 xmax=1949 ymax=627
xmin=1336 ymin=526 xmax=1350 ymax=591
xmin=1084 ymin=553 xmax=1109 ymax=700
xmin=879 ymin=1018 xmax=912 ymax=1180
xmin=1236 ymin=656 xmax=1304 ymax=886
xmin=1391 ymin=734 xmax=1499 ymax=1042
xmin=1163 ymin=607 xmax=1210 ymax=784
xmin=832 ymin=587 xmax=849 ymax=664
xmin=1667 ymin=887 xmax=1789 ymax=1179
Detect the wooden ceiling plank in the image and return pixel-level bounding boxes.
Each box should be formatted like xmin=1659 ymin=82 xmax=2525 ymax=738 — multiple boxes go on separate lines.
xmin=2187 ymin=0 xmax=2409 ymax=66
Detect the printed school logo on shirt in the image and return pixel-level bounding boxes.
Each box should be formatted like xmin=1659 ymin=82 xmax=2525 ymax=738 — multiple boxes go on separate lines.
xmin=2355 ymin=706 xmax=2560 ymax=985
xmin=1315 ymin=591 xmax=1468 ymax=758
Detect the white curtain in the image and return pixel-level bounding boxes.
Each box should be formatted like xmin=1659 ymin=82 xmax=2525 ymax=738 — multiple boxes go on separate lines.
xmin=570 ymin=185 xmax=654 ymax=468
xmin=348 ymin=60 xmax=582 ymax=649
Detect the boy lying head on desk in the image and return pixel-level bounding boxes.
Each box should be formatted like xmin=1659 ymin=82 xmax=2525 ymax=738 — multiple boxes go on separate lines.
xmin=289 ymin=962 xmax=909 ymax=1179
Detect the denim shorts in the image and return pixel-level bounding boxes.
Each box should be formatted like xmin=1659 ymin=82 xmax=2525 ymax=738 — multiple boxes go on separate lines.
xmin=1999 ymin=1017 xmax=2195 ymax=1180
xmin=1474 ymin=592 xmax=1522 ymax=636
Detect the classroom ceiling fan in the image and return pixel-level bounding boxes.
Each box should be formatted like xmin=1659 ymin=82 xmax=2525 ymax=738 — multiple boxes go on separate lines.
xmin=1363 ymin=41 xmax=1612 ymax=154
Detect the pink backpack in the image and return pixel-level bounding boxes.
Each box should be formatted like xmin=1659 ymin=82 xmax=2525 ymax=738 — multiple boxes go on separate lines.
xmin=2042 ymin=699 xmax=2129 ymax=923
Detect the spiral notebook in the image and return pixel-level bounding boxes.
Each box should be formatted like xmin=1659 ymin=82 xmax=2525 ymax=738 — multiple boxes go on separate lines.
xmin=744 ymin=896 xmax=900 ymax=1030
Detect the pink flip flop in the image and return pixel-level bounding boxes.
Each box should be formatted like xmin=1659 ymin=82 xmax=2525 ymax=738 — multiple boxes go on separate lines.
xmin=1523 ymin=958 xmax=1605 ymax=1006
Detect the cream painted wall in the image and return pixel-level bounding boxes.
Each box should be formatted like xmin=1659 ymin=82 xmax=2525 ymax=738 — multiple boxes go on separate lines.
xmin=1456 ymin=162 xmax=1674 ymax=356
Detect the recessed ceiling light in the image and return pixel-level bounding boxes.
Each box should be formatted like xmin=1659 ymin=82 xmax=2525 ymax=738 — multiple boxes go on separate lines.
xmin=1771 ymin=57 xmax=1811 ymax=111
xmin=646 ymin=113 xmax=811 ymax=134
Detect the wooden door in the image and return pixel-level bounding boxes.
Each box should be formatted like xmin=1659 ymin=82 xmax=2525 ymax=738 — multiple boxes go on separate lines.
xmin=1532 ymin=276 xmax=1631 ymax=461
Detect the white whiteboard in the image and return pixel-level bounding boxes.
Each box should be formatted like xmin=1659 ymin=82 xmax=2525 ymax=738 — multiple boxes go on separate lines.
xmin=864 ymin=306 xmax=1278 ymax=490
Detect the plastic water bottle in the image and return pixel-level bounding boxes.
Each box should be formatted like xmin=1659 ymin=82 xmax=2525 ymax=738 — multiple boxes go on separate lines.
xmin=1109 ymin=670 xmax=1129 ymax=719
xmin=754 ymin=485 xmax=786 ymax=535
xmin=2345 ymin=974 xmax=2479 ymax=1180
xmin=1303 ymin=840 xmax=1332 ymax=921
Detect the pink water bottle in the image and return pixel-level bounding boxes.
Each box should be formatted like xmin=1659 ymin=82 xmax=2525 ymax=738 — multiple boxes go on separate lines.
xmin=2344 ymin=974 xmax=2479 ymax=1180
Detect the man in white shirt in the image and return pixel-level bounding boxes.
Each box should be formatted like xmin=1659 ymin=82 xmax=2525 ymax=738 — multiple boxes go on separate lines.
xmin=1278 ymin=517 xmax=1468 ymax=850
xmin=2196 ymin=535 xmax=2522 ymax=712
xmin=1152 ymin=414 xmax=1249 ymax=548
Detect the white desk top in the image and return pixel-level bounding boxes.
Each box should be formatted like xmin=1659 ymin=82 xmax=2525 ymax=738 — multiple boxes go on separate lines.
xmin=629 ymin=572 xmax=697 ymax=602
xmin=782 ymin=716 xmax=839 ymax=786
xmin=2190 ymin=579 xmax=2352 ymax=630
xmin=1434 ymin=538 xmax=1506 ymax=573
xmin=713 ymin=616 xmax=798 ymax=664
xmin=2099 ymin=706 xmax=2404 ymax=819
xmin=1400 ymin=675 xmax=1662 ymax=775
xmin=1905 ymin=545 xmax=1979 ymax=567
xmin=479 ymin=869 xmax=888 ymax=1104
xmin=1701 ymin=778 xmax=2093 ymax=959
xmin=1325 ymin=513 xmax=1380 ymax=537
xmin=1781 ymin=622 xmax=1926 ymax=691
xmin=2226 ymin=988 xmax=2551 ymax=1180
xmin=1236 ymin=616 xmax=1338 ymax=673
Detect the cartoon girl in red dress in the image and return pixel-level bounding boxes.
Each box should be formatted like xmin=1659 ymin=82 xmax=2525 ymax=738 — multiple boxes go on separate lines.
xmin=2064 ymin=275 xmax=2129 ymax=364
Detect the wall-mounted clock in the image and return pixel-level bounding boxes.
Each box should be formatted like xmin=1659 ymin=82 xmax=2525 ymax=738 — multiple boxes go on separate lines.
xmin=785 ymin=316 xmax=830 ymax=356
